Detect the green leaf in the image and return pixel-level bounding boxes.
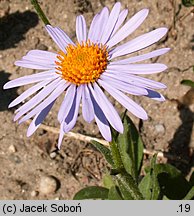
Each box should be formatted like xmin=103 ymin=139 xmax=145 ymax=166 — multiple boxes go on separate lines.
xmin=110 ymin=125 xmax=119 ymax=141
xmin=103 ymin=174 xmax=115 ymax=189
xmin=163 ymin=195 xmax=170 ymax=200
xmin=91 ymin=141 xmax=114 ymax=166
xmin=156 ymin=164 xmax=192 ymax=200
xmin=115 ymin=172 xmax=144 ymax=200
xmin=139 ymin=155 xmax=161 ymax=200
xmin=181 ymin=79 xmax=194 ymax=88
xmin=182 ymin=0 xmax=194 ymax=7
xmin=73 ymin=186 xmax=109 ymax=200
xmin=139 ymin=174 xmax=152 ymax=199
xmin=189 ymin=171 xmax=194 ymax=185
xmin=108 ymin=186 xmax=123 ymax=200
xmin=150 ymin=155 xmax=161 ymax=199
xmin=140 ymin=162 xmax=192 ymax=200
xmin=117 ymin=115 xmax=144 ymax=182
xmin=183 ymin=187 xmax=194 ymax=200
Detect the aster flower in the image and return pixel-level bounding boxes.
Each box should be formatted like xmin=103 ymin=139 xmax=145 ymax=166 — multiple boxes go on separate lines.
xmin=4 ymin=2 xmax=169 ymax=148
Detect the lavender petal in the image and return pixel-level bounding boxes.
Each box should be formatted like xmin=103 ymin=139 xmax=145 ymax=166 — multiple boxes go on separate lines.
xmin=93 ymin=7 xmax=109 ymax=43
xmin=98 ymin=79 xmax=148 ymax=120
xmin=103 ymin=72 xmax=166 ymax=89
xmin=21 ymin=50 xmax=57 ymax=66
xmin=8 ymin=79 xmax=52 ymax=108
xmin=14 ymin=78 xmax=61 ymax=121
xmin=88 ymin=13 xmax=100 ymax=41
xmin=63 ymin=85 xmax=82 ymax=132
xmin=18 ymin=80 xmax=68 ymax=124
xmin=15 ymin=59 xmax=55 ymax=70
xmin=107 ymin=63 xmax=168 ymax=74
xmin=89 ymin=83 xmax=123 ymax=133
xmin=107 ymin=9 xmax=149 ymax=48
xmin=82 ymin=84 xmax=94 ymax=123
xmin=57 ymin=121 xmax=65 ymax=149
xmin=100 ymin=73 xmax=148 ymax=95
xmin=111 ymin=9 xmax=128 ymax=37
xmin=100 ymin=2 xmax=121 ymax=44
xmin=45 ymin=25 xmax=68 ymax=52
xmin=145 ymin=89 xmax=165 ymax=101
xmin=58 ymin=84 xmax=76 ymax=123
xmin=27 ymin=100 xmax=55 ymax=137
xmin=111 ymin=48 xmax=170 ymax=64
xmin=54 ymin=27 xmax=75 ymax=45
xmin=3 ymin=70 xmax=57 ymax=89
xmin=76 ymin=15 xmax=87 ymax=43
xmin=89 ymin=87 xmax=112 ymax=141
xmin=109 ymin=28 xmax=168 ymax=59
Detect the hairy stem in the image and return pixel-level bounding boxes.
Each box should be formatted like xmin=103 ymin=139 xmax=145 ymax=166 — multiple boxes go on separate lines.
xmin=30 ymin=0 xmax=50 ymax=25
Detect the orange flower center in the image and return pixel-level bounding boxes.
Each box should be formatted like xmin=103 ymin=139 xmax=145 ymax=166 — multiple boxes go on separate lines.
xmin=55 ymin=40 xmax=108 ymax=85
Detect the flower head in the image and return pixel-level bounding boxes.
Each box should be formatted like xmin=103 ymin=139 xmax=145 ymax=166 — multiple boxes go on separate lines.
xmin=4 ymin=2 xmax=169 ymax=148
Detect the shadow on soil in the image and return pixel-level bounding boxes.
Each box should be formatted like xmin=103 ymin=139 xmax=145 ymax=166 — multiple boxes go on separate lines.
xmin=0 ymin=71 xmax=19 ymax=111
xmin=0 ymin=11 xmax=39 ymax=50
xmin=191 ymin=35 xmax=194 ymax=51
xmin=168 ymin=103 xmax=194 ymax=175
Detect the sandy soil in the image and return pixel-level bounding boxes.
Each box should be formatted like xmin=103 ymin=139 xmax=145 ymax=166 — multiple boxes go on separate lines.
xmin=0 ymin=0 xmax=193 ymax=199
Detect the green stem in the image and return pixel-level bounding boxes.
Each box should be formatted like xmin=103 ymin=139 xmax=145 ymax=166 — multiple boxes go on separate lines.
xmin=110 ymin=140 xmax=124 ymax=170
xmin=30 ymin=0 xmax=50 ymax=25
xmin=109 ymin=110 xmax=128 ymax=170
xmin=121 ymin=109 xmax=127 ymax=122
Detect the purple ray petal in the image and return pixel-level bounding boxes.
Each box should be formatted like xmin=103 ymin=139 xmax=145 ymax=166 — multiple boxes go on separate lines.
xmin=111 ymin=48 xmax=170 ymax=64
xmin=3 ymin=70 xmax=57 ymax=89
xmin=18 ymin=80 xmax=68 ymax=124
xmin=109 ymin=28 xmax=168 ymax=59
xmin=89 ymin=83 xmax=123 ymax=133
xmin=103 ymin=72 xmax=166 ymax=89
xmin=58 ymin=84 xmax=76 ymax=123
xmin=100 ymin=2 xmax=121 ymax=44
xmin=89 ymin=87 xmax=112 ymax=141
xmin=111 ymin=9 xmax=128 ymax=37
xmin=63 ymin=85 xmax=82 ymax=132
xmin=100 ymin=73 xmax=148 ymax=95
xmin=15 ymin=58 xmax=55 ymax=70
xmin=8 ymin=79 xmax=52 ymax=108
xmin=88 ymin=7 xmax=109 ymax=43
xmin=54 ymin=27 xmax=75 ymax=46
xmin=22 ymin=50 xmax=57 ymax=65
xmin=145 ymin=89 xmax=165 ymax=101
xmin=88 ymin=13 xmax=100 ymax=41
xmin=107 ymin=9 xmax=149 ymax=48
xmin=98 ymin=79 xmax=148 ymax=120
xmin=27 ymin=100 xmax=55 ymax=137
xmin=107 ymin=63 xmax=167 ymax=74
xmin=57 ymin=121 xmax=65 ymax=149
xmin=45 ymin=25 xmax=68 ymax=52
xmin=82 ymin=84 xmax=94 ymax=123
xmin=14 ymin=78 xmax=61 ymax=121
xmin=76 ymin=15 xmax=87 ymax=43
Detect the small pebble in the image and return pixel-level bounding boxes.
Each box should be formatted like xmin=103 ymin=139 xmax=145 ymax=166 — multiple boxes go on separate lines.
xmin=39 ymin=175 xmax=59 ymax=194
xmin=36 ymin=43 xmax=48 ymax=51
xmin=9 ymin=155 xmax=21 ymax=164
xmin=0 ymin=1 xmax=10 ymax=17
xmin=8 ymin=145 xmax=17 ymax=153
xmin=54 ymin=197 xmax=60 ymax=200
xmin=50 ymin=152 xmax=57 ymax=159
xmin=155 ymin=124 xmax=165 ymax=134
xmin=31 ymin=190 xmax=39 ymax=197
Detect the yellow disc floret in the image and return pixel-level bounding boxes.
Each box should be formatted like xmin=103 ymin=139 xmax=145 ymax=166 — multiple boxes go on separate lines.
xmin=55 ymin=40 xmax=108 ymax=85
